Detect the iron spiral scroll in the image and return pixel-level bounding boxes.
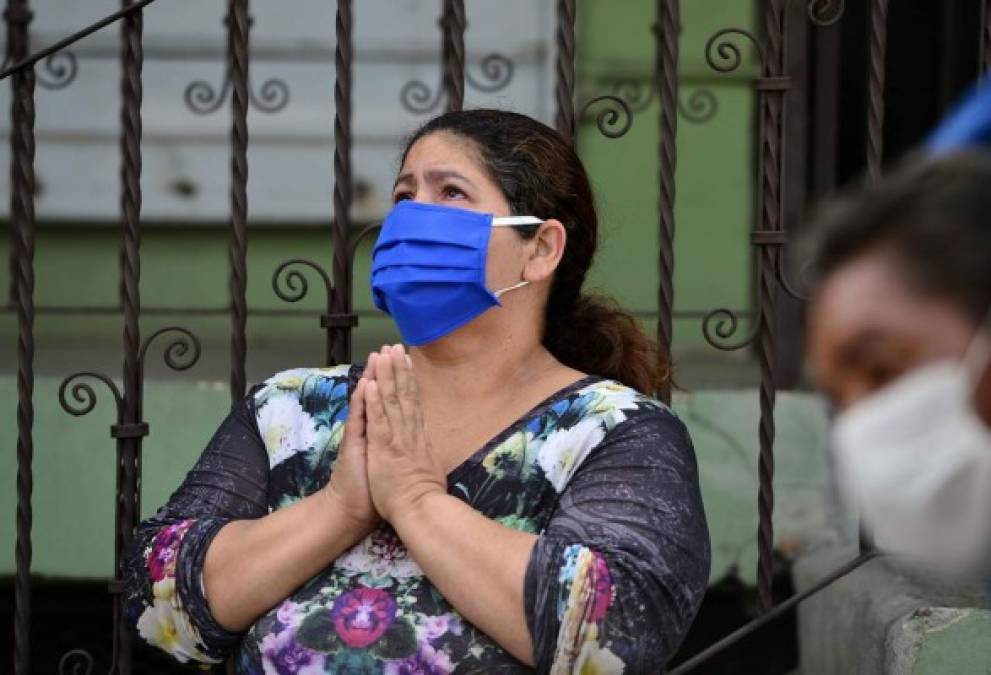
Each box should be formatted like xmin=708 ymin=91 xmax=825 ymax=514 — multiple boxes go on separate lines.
xmin=605 ymin=77 xmax=719 ymax=123
xmin=183 ymin=11 xmax=289 ymax=114
xmin=399 ymin=55 xmax=515 ymax=115
xmin=0 ymin=49 xmax=78 ymax=89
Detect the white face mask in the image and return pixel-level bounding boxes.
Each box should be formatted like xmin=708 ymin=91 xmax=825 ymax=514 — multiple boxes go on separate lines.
xmin=832 ymin=323 xmax=991 ymax=573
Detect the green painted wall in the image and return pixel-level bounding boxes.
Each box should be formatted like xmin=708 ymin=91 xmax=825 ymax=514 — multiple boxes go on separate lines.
xmin=578 ymin=0 xmax=756 ymax=350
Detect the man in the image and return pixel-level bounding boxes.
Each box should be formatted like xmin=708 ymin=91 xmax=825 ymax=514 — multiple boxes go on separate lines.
xmin=804 ymin=84 xmax=991 ymax=572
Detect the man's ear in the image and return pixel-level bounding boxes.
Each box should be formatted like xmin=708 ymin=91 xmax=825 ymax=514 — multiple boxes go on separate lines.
xmin=523 ymin=219 xmax=566 ymax=283
xmin=975 ymin=356 xmax=991 ymax=428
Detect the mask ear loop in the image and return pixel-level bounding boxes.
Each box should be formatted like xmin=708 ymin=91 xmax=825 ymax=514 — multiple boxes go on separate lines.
xmin=492 ymin=216 xmax=544 ymax=227
xmin=494 ymin=280 xmax=530 ymax=298
xmin=490 ymin=215 xmax=544 ymax=299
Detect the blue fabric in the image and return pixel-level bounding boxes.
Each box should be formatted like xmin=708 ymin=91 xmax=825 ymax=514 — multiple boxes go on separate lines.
xmin=370 ymin=201 xmax=502 ymax=346
xmin=927 ymin=82 xmax=991 ymax=154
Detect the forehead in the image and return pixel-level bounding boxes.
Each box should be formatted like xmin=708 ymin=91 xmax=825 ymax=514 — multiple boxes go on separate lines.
xmin=808 ymin=250 xmax=974 ymax=363
xmin=401 ymin=132 xmax=482 ymax=174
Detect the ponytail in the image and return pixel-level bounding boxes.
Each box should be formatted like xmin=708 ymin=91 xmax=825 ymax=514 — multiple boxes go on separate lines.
xmin=544 ymin=293 xmax=668 ymax=395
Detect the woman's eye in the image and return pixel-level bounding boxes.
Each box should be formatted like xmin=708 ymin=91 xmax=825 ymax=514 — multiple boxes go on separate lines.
xmin=392 ymin=192 xmax=412 ymax=204
xmin=443 ymin=186 xmax=466 ymax=200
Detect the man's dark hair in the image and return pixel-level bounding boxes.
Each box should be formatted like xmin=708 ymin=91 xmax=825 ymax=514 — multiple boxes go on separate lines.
xmin=806 ymin=150 xmax=991 ymax=323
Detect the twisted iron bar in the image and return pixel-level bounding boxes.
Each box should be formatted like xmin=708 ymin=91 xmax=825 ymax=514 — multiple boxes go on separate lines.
xmin=184 ymin=13 xmax=289 ymax=114
xmin=8 ymin=1 xmax=36 ymax=671
xmin=120 ymin=0 xmax=142 ymax=423
xmin=656 ymin=0 xmax=678 ymax=404
xmin=753 ymin=0 xmax=787 ymax=615
xmin=700 ymin=0 xmax=788 ymax=614
xmin=555 ymin=0 xmax=577 ymax=142
xmin=442 ymin=0 xmax=465 ymax=112
xmin=58 ymin=649 xmax=95 ymax=675
xmin=865 ymin=0 xmax=888 ymax=183
xmin=139 ymin=326 xmax=202 ymax=373
xmin=332 ymin=0 xmax=354 ymax=365
xmin=807 ymin=0 xmax=845 ymax=27
xmin=228 ymin=0 xmax=249 ymax=404
xmin=579 ymin=94 xmax=633 ymax=138
xmin=117 ymin=6 xmax=144 ymax=669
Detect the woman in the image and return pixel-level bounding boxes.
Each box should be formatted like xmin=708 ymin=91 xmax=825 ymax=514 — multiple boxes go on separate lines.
xmin=125 ymin=109 xmax=710 ymax=674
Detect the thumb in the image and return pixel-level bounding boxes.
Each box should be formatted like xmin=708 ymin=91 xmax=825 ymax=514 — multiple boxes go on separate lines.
xmin=343 ymin=378 xmax=367 ymax=446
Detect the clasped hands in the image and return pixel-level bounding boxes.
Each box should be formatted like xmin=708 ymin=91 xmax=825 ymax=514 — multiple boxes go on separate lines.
xmin=323 ymin=344 xmax=447 ymax=537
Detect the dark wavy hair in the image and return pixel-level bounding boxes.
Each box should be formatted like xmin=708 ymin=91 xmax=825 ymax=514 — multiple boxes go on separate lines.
xmin=401 ymin=108 xmax=669 ymax=395
xmin=806 ymin=150 xmax=991 ymax=324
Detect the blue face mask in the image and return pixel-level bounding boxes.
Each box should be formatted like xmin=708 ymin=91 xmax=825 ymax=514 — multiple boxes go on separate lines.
xmin=370 ymin=200 xmax=543 ymax=346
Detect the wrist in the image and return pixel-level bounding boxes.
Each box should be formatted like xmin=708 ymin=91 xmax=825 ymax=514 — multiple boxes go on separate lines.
xmin=320 ymin=485 xmax=377 ymax=545
xmin=387 ymin=487 xmax=449 ymax=533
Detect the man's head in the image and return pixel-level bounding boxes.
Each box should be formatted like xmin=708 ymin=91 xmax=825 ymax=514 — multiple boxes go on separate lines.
xmin=806 ymin=151 xmax=991 ymax=424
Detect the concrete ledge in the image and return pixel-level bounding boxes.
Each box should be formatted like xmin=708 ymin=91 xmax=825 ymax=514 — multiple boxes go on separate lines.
xmin=795 ymin=543 xmax=988 ymax=675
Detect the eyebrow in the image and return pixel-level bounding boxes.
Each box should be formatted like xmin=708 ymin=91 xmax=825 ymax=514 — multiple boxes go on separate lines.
xmin=835 ymin=330 xmax=888 ymax=366
xmin=393 ymin=169 xmax=477 ymax=191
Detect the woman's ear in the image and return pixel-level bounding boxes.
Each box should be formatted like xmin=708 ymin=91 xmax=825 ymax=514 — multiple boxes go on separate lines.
xmin=523 ymin=219 xmax=567 ymax=283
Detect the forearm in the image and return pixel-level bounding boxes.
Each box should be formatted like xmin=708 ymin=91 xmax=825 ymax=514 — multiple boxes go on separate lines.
xmin=391 ymin=492 xmax=538 ymax=666
xmin=204 ymin=489 xmax=372 ymax=631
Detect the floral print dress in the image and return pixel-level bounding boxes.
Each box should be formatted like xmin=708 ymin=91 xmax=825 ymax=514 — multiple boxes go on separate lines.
xmin=125 ymin=365 xmax=710 ymax=674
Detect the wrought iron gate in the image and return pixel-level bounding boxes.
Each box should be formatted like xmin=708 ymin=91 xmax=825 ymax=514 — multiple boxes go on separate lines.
xmin=5 ymin=0 xmax=991 ymax=673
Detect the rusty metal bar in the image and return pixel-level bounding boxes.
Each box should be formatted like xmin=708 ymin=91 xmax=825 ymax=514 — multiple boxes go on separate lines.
xmin=8 ymin=1 xmax=35 ymax=671
xmin=865 ymin=0 xmax=888 ymax=183
xmin=8 ymin=0 xmax=35 ymax=671
xmin=441 ymin=0 xmax=465 ymax=112
xmin=228 ymin=0 xmax=249 ymax=404
xmin=656 ymin=0 xmax=678 ymax=405
xmin=330 ymin=0 xmax=355 ymax=366
xmin=753 ymin=0 xmax=788 ymax=614
xmin=113 ymin=2 xmax=144 ymax=672
xmin=555 ymin=0 xmax=576 ymax=142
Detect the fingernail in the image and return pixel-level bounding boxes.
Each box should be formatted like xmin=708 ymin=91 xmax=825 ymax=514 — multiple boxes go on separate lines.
xmin=394 ymin=343 xmax=405 ymax=354
xmin=405 ymin=355 xmax=413 ymax=368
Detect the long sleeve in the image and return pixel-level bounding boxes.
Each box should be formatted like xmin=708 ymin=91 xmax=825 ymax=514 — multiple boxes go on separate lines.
xmin=523 ymin=407 xmax=711 ymax=674
xmin=124 ymin=384 xmax=270 ymax=664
